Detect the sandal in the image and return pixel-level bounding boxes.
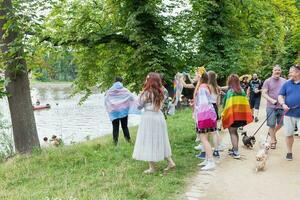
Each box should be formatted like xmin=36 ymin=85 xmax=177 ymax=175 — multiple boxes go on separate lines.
xmin=270 ymin=141 xmax=277 ymax=149
xmin=164 ymin=164 xmax=176 ymax=171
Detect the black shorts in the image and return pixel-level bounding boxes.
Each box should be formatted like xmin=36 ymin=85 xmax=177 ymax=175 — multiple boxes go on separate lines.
xmin=212 ymin=103 xmax=220 ymax=120
xmin=250 ymin=95 xmax=261 ymax=109
xmin=230 ymin=120 xmax=247 ymax=128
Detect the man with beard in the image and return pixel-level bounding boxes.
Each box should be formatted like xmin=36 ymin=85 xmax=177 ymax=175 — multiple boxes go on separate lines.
xmin=262 ymin=65 xmax=286 ymax=149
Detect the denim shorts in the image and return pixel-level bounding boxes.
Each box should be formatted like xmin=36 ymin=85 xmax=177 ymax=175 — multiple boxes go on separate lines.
xmin=250 ymin=95 xmax=261 ymax=109
xmin=266 ymin=107 xmax=284 ymax=128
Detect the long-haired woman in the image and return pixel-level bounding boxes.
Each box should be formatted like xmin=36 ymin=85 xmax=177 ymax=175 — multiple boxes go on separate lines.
xmin=193 ymin=72 xmax=217 ymax=170
xmin=222 ymin=74 xmax=253 ymax=158
xmin=207 ymin=71 xmax=223 ymax=157
xmin=133 ymin=72 xmax=175 ymax=173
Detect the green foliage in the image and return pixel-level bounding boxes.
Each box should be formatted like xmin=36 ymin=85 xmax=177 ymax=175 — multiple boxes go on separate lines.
xmin=12 ymin=0 xmax=300 ymax=94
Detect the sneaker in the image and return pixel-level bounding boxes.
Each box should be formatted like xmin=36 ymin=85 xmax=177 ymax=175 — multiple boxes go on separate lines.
xmin=196 ymin=152 xmax=206 ymax=159
xmin=213 ymin=150 xmax=220 ymax=158
xmin=194 ymin=144 xmax=203 ymax=151
xmin=230 ymin=150 xmax=241 ymax=159
xmin=228 ymin=148 xmax=234 ymax=155
xmin=255 ymin=117 xmax=259 ymax=122
xmin=201 ymin=160 xmax=216 ymax=171
xmin=217 ymin=143 xmax=226 ymax=152
xmin=198 ymin=159 xmax=208 ymax=166
xmin=295 ymin=133 xmax=299 ymax=136
xmin=286 ymin=153 xmax=293 ymax=161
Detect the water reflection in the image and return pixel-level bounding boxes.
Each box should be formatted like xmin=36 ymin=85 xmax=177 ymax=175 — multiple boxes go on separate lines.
xmin=0 ymin=83 xmax=140 ymax=145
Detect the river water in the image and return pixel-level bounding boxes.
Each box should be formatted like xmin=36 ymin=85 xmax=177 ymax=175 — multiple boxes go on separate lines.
xmin=0 ymin=83 xmax=140 ymax=145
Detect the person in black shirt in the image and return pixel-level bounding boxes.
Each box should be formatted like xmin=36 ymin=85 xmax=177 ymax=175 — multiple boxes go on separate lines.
xmin=240 ymin=76 xmax=250 ymax=93
xmin=248 ymin=74 xmax=263 ymax=122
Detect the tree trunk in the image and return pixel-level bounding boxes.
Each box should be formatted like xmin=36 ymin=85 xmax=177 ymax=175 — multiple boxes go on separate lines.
xmin=0 ymin=0 xmax=40 ymax=153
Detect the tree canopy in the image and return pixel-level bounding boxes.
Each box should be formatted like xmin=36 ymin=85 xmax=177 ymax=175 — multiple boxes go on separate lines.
xmin=8 ymin=0 xmax=300 ymax=93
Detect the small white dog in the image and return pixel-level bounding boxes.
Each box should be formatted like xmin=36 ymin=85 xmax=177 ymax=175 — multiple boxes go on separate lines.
xmin=255 ymin=138 xmax=270 ymax=172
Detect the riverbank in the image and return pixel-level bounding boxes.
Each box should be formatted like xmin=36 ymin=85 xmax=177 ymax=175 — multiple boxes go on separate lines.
xmin=0 ymin=109 xmax=200 ymax=200
xmin=30 ymin=80 xmax=73 ymax=89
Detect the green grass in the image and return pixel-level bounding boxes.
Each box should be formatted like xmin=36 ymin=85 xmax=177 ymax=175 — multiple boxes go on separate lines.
xmin=0 ymin=109 xmax=199 ymax=200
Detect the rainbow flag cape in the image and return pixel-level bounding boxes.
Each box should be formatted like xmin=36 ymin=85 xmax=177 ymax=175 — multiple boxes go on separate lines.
xmin=221 ymin=89 xmax=253 ymax=129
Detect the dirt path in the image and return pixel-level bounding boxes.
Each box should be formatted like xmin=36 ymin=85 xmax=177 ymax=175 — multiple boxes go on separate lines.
xmin=185 ymin=100 xmax=300 ymax=200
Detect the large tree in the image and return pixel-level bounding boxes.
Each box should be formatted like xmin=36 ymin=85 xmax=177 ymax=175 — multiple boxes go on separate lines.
xmin=0 ymin=0 xmax=40 ymax=153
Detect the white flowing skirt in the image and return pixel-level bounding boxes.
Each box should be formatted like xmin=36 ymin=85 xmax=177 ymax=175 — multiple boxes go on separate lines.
xmin=132 ymin=110 xmax=172 ymax=162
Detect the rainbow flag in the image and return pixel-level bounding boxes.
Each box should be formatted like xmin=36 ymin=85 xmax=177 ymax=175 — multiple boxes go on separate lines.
xmin=221 ymin=89 xmax=253 ymax=129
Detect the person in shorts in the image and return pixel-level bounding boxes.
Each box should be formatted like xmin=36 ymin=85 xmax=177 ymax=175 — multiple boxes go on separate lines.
xmin=248 ymin=74 xmax=263 ymax=122
xmin=262 ymin=65 xmax=286 ymax=149
xmin=278 ymin=64 xmax=300 ymax=161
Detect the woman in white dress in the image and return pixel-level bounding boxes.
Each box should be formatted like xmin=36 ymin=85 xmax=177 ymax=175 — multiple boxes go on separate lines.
xmin=133 ymin=72 xmax=176 ymax=174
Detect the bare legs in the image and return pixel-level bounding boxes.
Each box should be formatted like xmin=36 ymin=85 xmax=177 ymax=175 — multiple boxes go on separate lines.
xmin=286 ymin=136 xmax=294 ymax=154
xmin=200 ymin=133 xmax=213 ymax=160
xmin=144 ymin=157 xmax=176 ymax=174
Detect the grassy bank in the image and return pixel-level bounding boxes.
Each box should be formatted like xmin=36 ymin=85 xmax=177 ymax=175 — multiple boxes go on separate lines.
xmin=0 ymin=109 xmax=199 ymax=200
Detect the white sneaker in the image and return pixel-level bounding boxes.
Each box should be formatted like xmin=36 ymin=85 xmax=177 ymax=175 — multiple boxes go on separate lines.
xmin=201 ymin=160 xmax=216 ymax=171
xmin=217 ymin=143 xmax=226 ymax=151
xmin=198 ymin=159 xmax=208 ymax=166
xmin=194 ymin=144 xmax=203 ymax=151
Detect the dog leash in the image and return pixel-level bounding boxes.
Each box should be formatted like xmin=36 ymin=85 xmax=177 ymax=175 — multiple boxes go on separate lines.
xmin=252 ymin=103 xmax=300 ymax=138
xmin=263 ymin=103 xmax=300 ymax=143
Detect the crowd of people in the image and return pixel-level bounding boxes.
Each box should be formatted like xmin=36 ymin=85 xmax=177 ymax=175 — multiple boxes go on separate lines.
xmin=104 ymin=64 xmax=300 ymax=173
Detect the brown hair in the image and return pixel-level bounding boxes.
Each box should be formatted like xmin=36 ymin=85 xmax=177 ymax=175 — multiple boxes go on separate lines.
xmin=227 ymin=74 xmax=242 ymax=93
xmin=141 ymin=72 xmax=164 ymax=111
xmin=193 ymin=72 xmax=209 ymax=100
xmin=208 ymin=70 xmax=220 ymax=95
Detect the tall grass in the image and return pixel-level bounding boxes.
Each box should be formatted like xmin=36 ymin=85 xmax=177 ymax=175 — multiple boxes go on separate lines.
xmin=0 ymin=109 xmax=199 ymax=200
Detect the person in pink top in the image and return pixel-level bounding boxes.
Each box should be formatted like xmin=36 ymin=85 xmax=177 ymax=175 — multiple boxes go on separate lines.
xmin=262 ymin=65 xmax=286 ymax=149
xmin=193 ymin=72 xmax=217 ymax=171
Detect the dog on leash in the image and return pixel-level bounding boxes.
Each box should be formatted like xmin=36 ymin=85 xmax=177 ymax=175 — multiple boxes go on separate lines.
xmin=255 ymin=139 xmax=270 ymax=172
xmin=241 ymin=131 xmax=256 ymax=148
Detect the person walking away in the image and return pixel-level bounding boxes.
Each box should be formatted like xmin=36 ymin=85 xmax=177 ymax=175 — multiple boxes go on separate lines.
xmin=248 ymin=73 xmax=263 ymax=122
xmin=160 ymin=74 xmax=170 ymax=119
xmin=207 ymin=71 xmax=223 ymax=157
xmin=278 ymin=64 xmax=300 ymax=161
xmin=261 ymin=65 xmax=286 ymax=149
xmin=133 ymin=73 xmax=175 ymax=173
xmin=222 ymin=74 xmax=253 ymax=159
xmin=104 ymin=77 xmax=140 ymax=145
xmin=193 ymin=71 xmax=217 ymax=170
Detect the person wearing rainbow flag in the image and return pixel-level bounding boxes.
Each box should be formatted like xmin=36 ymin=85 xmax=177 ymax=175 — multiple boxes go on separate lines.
xmin=221 ymin=74 xmax=253 ymax=159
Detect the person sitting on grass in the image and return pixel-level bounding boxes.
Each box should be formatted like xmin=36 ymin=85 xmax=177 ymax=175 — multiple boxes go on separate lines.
xmin=42 ymin=137 xmax=51 ymax=148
